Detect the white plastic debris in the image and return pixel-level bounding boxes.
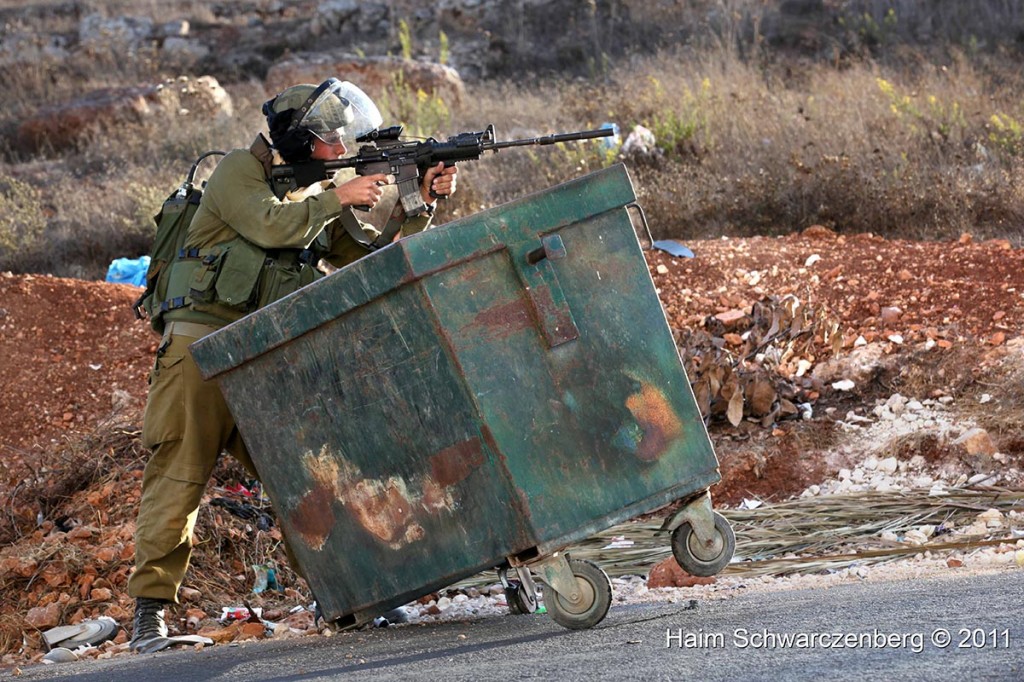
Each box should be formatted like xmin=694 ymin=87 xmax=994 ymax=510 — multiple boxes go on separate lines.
xmin=832 ymin=379 xmax=855 ymax=391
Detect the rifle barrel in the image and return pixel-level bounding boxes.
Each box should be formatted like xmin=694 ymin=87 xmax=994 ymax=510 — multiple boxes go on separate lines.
xmin=486 ymin=127 xmax=614 ymax=150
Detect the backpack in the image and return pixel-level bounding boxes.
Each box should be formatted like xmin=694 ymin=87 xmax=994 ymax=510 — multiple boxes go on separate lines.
xmin=132 ymin=151 xmax=225 ymax=333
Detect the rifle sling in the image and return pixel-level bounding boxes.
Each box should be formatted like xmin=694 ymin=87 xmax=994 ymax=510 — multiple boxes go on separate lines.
xmin=338 ymin=203 xmax=406 ymax=252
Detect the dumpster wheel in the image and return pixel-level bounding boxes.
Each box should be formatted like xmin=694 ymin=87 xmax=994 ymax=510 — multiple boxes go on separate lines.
xmin=670 ymin=511 xmax=735 ymax=577
xmin=506 ymin=582 xmax=538 ymax=615
xmin=543 ymin=559 xmax=612 ymax=630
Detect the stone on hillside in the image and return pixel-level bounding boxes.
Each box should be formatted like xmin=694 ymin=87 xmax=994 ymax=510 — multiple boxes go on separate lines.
xmin=954 ymin=427 xmax=997 ymax=458
xmin=25 ymin=603 xmax=61 ymax=629
xmin=162 ymin=37 xmax=210 ymax=61
xmin=0 ymin=31 xmax=69 ymax=67
xmin=78 ymin=14 xmax=153 ymax=50
xmin=813 ymin=341 xmax=890 ymax=386
xmin=310 ymin=0 xmax=361 ymax=34
xmin=879 ymin=306 xmax=902 ymax=325
xmin=17 ymin=76 xmax=233 ymax=153
xmin=265 ymin=55 xmax=465 ymax=107
xmin=713 ymin=309 xmax=748 ymax=329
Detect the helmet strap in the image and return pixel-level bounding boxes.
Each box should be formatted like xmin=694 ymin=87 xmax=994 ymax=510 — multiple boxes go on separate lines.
xmin=288 ymin=78 xmax=342 ymax=132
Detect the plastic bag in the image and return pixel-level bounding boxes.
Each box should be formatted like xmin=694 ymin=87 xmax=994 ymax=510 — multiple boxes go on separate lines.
xmin=105 ymin=256 xmax=151 ymax=287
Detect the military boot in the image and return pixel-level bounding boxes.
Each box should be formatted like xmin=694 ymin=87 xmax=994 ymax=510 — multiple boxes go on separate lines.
xmin=129 ymin=597 xmax=169 ymax=652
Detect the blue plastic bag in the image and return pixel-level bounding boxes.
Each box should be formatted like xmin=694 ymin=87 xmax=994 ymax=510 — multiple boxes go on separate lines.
xmin=599 ymin=122 xmax=621 ymax=150
xmin=105 ymin=256 xmax=151 ymax=287
xmin=652 ymin=240 xmax=695 ymax=258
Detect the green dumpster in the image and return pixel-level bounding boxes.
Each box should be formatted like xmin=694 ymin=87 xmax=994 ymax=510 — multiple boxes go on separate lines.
xmin=190 ymin=163 xmax=733 ymax=630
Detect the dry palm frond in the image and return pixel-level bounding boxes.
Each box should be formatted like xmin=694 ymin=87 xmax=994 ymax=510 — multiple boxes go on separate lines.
xmin=448 ymin=486 xmax=1023 ymax=590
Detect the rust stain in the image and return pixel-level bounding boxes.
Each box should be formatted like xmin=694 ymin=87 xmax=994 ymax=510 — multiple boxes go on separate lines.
xmin=342 ymin=476 xmax=424 ymax=549
xmin=419 ymin=477 xmax=454 ymax=513
xmin=625 ymin=380 xmax=685 ymax=462
xmin=526 ymin=284 xmax=578 ymax=346
xmin=290 ymin=448 xmax=342 ymax=551
xmin=291 ymin=484 xmax=337 ymax=551
xmin=465 ymin=298 xmax=533 ymax=340
xmin=429 ymin=437 xmax=485 ymax=487
xmin=289 ymin=442 xmax=477 ymax=552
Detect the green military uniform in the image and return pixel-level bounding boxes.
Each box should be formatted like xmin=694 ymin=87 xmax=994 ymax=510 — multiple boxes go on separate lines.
xmin=128 ymin=134 xmax=432 ymax=602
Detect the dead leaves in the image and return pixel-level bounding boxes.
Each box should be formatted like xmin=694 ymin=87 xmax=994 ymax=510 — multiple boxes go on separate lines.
xmin=679 ymin=294 xmax=843 ymax=429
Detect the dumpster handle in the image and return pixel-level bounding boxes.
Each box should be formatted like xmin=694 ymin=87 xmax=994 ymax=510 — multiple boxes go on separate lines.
xmin=627 ymin=203 xmax=653 ymax=250
xmin=526 ymin=234 xmax=567 ymax=266
xmin=526 ymin=246 xmax=547 ymax=265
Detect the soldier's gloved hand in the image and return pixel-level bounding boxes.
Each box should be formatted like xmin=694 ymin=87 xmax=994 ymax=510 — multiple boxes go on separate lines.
xmin=334 ymin=173 xmax=390 ymax=209
xmin=421 ymin=162 xmax=458 ymax=206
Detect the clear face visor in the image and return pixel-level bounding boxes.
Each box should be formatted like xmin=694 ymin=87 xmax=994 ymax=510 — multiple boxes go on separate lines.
xmin=299 ymin=80 xmax=383 ymax=147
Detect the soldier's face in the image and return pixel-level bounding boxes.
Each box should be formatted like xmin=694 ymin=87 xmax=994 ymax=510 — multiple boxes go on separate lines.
xmin=310 ymin=137 xmax=347 ymax=160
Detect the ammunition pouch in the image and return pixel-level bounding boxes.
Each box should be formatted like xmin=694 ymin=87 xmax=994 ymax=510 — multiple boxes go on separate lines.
xmin=160 ymin=239 xmax=324 ymax=327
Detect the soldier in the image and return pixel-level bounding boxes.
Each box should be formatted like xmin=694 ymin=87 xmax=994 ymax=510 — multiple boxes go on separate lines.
xmin=128 ymin=78 xmax=457 ymax=653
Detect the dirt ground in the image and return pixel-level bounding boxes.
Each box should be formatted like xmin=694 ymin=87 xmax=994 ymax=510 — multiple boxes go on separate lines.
xmin=1 ymin=227 xmax=1022 ymax=667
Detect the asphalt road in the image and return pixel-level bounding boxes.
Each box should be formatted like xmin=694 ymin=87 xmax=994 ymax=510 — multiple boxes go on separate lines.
xmin=5 ymin=570 xmax=1022 ymax=681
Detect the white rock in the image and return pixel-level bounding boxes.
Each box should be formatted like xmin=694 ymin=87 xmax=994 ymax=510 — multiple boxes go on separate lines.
xmin=908 ymin=455 xmax=926 ymax=469
xmin=906 ymin=399 xmax=924 ymax=411
xmin=912 ymin=476 xmax=934 ymax=487
xmin=656 ymin=264 xmax=669 ymax=275
xmin=832 ymin=379 xmax=855 ymax=391
xmin=854 ymin=335 xmax=867 ymax=347
xmin=880 ymin=530 xmax=898 ymax=542
xmin=838 ymin=468 xmax=852 ymax=480
xmin=966 ymin=521 xmax=989 ymax=535
xmin=904 ymin=529 xmax=929 ymax=545
xmin=863 ymin=455 xmax=879 ymax=471
xmin=436 ymin=596 xmax=452 ymax=611
xmin=978 ymin=509 xmax=1004 ymax=528
xmin=938 ymin=396 xmax=954 ymax=405
xmin=805 ymin=254 xmax=821 ymax=267
xmin=979 ymin=393 xmax=992 ymax=404
xmin=852 ymin=468 xmax=866 ymax=483
xmin=878 ymin=457 xmax=899 ymax=474
xmin=888 ymin=334 xmax=904 ymax=344
xmin=968 ymin=472 xmax=997 ymax=485
xmin=924 ymin=338 xmax=937 ymax=350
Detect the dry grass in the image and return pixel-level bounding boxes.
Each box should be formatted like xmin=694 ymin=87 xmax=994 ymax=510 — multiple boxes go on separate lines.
xmin=2 ymin=5 xmax=1024 ymax=278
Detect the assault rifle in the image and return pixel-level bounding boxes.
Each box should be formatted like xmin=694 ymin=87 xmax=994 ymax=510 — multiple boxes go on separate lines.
xmin=269 ymin=124 xmax=614 ymax=216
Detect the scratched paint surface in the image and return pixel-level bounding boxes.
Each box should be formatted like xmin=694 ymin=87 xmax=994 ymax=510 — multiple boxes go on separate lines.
xmin=428 ymin=206 xmax=716 ymax=545
xmin=193 ymin=164 xmax=719 ymax=622
xmin=212 ymin=283 xmax=530 ymax=622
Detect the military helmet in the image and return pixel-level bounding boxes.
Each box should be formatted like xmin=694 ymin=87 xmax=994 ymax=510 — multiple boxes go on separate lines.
xmin=264 ymin=78 xmax=382 ymax=147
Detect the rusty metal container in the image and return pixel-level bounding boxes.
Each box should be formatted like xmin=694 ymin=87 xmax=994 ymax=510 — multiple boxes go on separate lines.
xmin=190 ymin=163 xmax=724 ymax=628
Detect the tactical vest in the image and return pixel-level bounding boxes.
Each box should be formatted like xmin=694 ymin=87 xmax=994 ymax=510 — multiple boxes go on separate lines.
xmin=133 ymin=149 xmax=328 ymax=334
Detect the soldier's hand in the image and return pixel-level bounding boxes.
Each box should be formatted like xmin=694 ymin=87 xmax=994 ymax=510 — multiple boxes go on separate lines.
xmin=334 ymin=173 xmax=390 ymax=209
xmin=421 ymin=162 xmax=458 ymax=206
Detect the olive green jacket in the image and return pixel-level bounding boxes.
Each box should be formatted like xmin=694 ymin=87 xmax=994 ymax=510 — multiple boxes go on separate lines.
xmin=186 ymin=134 xmax=432 ymax=269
